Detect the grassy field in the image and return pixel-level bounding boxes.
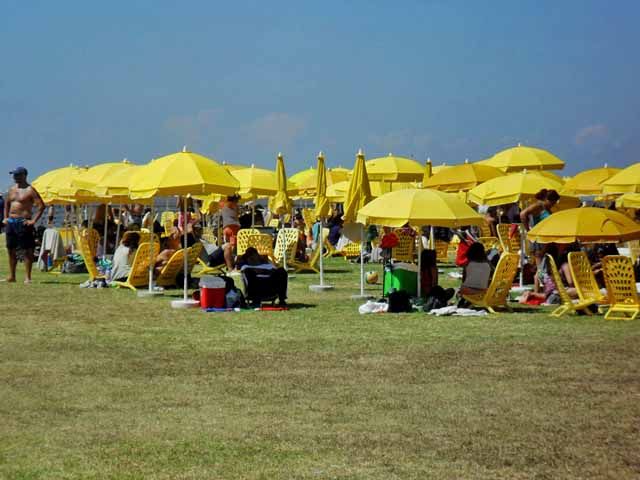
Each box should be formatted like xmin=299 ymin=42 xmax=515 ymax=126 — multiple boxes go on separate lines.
xmin=1 ymin=240 xmax=639 ymax=479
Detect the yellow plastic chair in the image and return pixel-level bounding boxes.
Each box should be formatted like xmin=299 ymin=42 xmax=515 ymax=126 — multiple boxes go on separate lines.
xmin=113 ymin=242 xmax=160 ymax=291
xmin=120 ymin=230 xmax=158 ymax=246
xmin=545 ymin=254 xmax=596 ymax=317
xmin=339 ymin=241 xmax=361 ymax=260
xmin=434 ymin=240 xmax=450 ymax=263
xmin=78 ymin=229 xmax=105 ymax=281
xmin=293 ymin=245 xmax=322 ymax=273
xmin=301 ymin=208 xmax=316 ymax=230
xmin=58 ymin=227 xmax=76 ymax=251
xmin=268 ymin=218 xmax=280 ymax=228
xmin=160 ymin=211 xmax=176 ymax=237
xmin=477 ymin=237 xmax=501 ymax=253
xmin=273 ymin=228 xmax=299 ymax=266
xmin=246 ymin=233 xmax=274 ymax=259
xmin=479 ymin=221 xmax=493 ymax=238
xmin=186 ymin=242 xmax=203 ymax=276
xmin=201 ymin=232 xmax=218 ymax=246
xmin=568 ymin=251 xmax=607 ymax=306
xmin=392 ymin=230 xmax=415 ymax=263
xmin=602 ymin=255 xmax=640 ymax=320
xmin=497 ymin=223 xmax=522 ymax=254
xmin=462 ymin=253 xmax=520 ymax=313
xmin=236 ymin=228 xmax=261 ymax=256
xmin=155 ymin=248 xmax=185 ymax=288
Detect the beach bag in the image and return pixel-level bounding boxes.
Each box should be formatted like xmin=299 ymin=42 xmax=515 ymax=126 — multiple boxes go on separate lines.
xmin=62 ymin=254 xmax=88 ymax=274
xmin=387 ymin=290 xmax=412 ymax=313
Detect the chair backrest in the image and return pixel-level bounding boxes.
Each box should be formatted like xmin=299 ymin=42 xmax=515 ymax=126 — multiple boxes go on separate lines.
xmin=273 ymin=228 xmax=299 ymax=264
xmin=497 ymin=223 xmax=521 ymax=254
xmin=78 ymin=230 xmax=102 ymax=280
xmin=236 ymin=228 xmax=261 ymax=256
xmin=602 ymin=255 xmax=639 ymax=307
xmin=246 ymin=233 xmax=274 ymax=258
xmin=545 ymin=254 xmax=574 ymax=307
xmin=483 ymin=253 xmax=520 ymax=306
xmin=58 ymin=227 xmax=75 ymax=250
xmin=268 ymin=218 xmax=280 ymax=228
xmin=434 ymin=240 xmax=449 ymax=263
xmin=124 ymin=242 xmax=160 ymax=288
xmin=392 ymin=230 xmax=415 ymax=262
xmin=477 ymin=237 xmax=500 ymax=252
xmin=341 ymin=241 xmax=361 ymax=258
xmin=156 ymin=249 xmax=185 ymax=287
xmin=301 ymin=208 xmax=316 ymax=230
xmin=568 ymin=251 xmax=604 ymax=303
xmin=479 ymin=221 xmax=493 ymax=237
xmin=186 ymin=242 xmax=204 ymax=275
xmin=80 ymin=227 xmax=101 ymax=257
xmin=201 ymin=232 xmax=218 ymax=246
xmin=161 ymin=212 xmax=176 ymax=237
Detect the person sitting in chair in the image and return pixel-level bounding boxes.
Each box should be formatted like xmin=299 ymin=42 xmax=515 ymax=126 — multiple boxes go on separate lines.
xmin=110 ymin=232 xmax=140 ymax=281
xmin=238 ymin=247 xmax=288 ymax=307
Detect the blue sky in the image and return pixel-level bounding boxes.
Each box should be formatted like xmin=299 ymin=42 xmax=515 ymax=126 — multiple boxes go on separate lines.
xmin=1 ymin=0 xmax=639 ymax=183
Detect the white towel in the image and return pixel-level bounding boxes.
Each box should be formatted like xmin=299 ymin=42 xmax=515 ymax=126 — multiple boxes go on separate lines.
xmin=428 ymin=306 xmax=488 ymax=316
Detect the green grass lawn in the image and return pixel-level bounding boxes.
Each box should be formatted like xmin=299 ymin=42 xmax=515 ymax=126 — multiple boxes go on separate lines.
xmin=1 ymin=240 xmax=639 ymax=479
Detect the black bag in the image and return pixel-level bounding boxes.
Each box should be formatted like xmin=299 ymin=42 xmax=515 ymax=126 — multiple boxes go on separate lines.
xmin=387 ymin=290 xmax=412 ymax=313
xmin=423 ymin=286 xmax=455 ymax=312
xmin=219 ymin=275 xmax=246 ymax=308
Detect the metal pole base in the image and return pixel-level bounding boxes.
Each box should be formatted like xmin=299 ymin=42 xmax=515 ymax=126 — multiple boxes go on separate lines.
xmin=137 ymin=290 xmax=164 ymax=298
xmin=171 ymin=299 xmax=200 ymax=309
xmin=309 ymin=284 xmax=334 ymax=292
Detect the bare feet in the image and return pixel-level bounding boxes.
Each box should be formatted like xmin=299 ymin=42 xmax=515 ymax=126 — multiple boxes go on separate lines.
xmin=24 ymin=279 xmax=32 ymax=284
xmin=0 ymin=278 xmax=17 ymax=283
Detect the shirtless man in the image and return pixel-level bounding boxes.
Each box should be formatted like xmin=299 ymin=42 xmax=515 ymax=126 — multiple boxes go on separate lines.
xmin=3 ymin=167 xmax=45 ymax=283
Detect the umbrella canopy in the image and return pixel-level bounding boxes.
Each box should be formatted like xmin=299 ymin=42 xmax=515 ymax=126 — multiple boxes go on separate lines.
xmin=562 ymin=166 xmax=622 ymax=195
xmin=468 ymin=170 xmax=565 ymax=206
xmin=128 ymin=149 xmax=239 ymax=200
xmin=69 ymin=159 xmax=135 ymax=202
xmin=364 ymin=154 xmax=424 ymax=182
xmin=221 ymin=161 xmax=249 ymax=171
xmin=230 ymin=165 xmax=277 ymax=198
xmin=269 ymin=153 xmax=292 ymax=215
xmin=314 ymin=152 xmax=330 ymax=219
xmin=527 ymin=207 xmax=640 ymax=243
xmin=32 ymin=165 xmax=88 ymax=204
xmin=326 ymin=180 xmax=417 ymax=202
xmin=343 ymin=149 xmax=373 ymax=223
xmin=288 ymin=167 xmax=349 ymax=197
xmin=477 ymin=145 xmax=565 ymax=172
xmin=356 ymin=188 xmax=484 ymax=228
xmin=602 ymin=163 xmax=640 ymax=194
xmin=615 ymin=193 xmax=640 ymax=209
xmin=424 ymin=163 xmax=505 ymax=192
xmin=94 ymin=164 xmax=148 ymax=203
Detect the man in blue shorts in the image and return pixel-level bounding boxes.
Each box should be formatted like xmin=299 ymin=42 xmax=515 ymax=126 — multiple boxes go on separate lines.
xmin=3 ymin=167 xmax=45 ymax=283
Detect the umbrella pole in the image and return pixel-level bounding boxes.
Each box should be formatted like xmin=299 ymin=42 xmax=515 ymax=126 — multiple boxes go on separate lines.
xmin=183 ymin=196 xmax=189 ymax=302
xmin=417 ymin=229 xmax=422 ymax=298
xmin=149 ymin=202 xmax=155 ymax=292
xmin=252 ymin=204 xmax=255 ymax=227
xmin=114 ymin=203 xmax=122 ymax=249
xmin=519 ymin=224 xmax=525 ymax=288
xmin=309 ymin=218 xmax=334 ymax=292
xmin=102 ymin=203 xmax=109 ymax=260
xmin=429 ymin=225 xmax=435 ymax=250
xmin=360 ymin=224 xmax=365 ymax=296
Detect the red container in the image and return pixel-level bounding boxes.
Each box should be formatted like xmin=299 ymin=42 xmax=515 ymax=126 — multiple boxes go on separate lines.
xmin=200 ymin=287 xmax=226 ymax=309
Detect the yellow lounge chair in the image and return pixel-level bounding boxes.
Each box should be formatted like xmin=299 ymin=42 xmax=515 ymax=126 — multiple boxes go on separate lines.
xmin=392 ymin=230 xmax=415 ymax=263
xmin=78 ymin=229 xmax=105 ymax=281
xmin=236 ymin=228 xmax=261 ymax=256
xmin=497 ymin=223 xmax=522 ymax=254
xmin=155 ymin=248 xmax=185 ymax=288
xmin=293 ymin=245 xmax=322 ymax=273
xmin=273 ymin=228 xmax=299 ymax=266
xmin=434 ymin=240 xmax=450 ymax=263
xmin=462 ymin=252 xmax=520 ymax=313
xmin=545 ymin=254 xmax=596 ymax=317
xmin=246 ymin=233 xmax=274 ymax=259
xmin=602 ymin=255 xmax=640 ymax=320
xmin=477 ymin=236 xmax=501 ymax=253
xmin=568 ymin=251 xmax=607 ymax=306
xmin=339 ymin=241 xmax=361 ymax=261
xmin=113 ymin=242 xmax=160 ymax=291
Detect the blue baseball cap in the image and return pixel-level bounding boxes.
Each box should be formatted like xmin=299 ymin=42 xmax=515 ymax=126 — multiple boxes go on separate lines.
xmin=10 ymin=166 xmax=28 ymax=176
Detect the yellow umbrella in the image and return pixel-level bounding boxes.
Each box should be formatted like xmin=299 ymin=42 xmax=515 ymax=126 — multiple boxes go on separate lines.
xmin=32 ymin=165 xmax=87 ymax=204
xmin=128 ymin=148 xmax=239 ymax=199
xmin=562 ymin=166 xmax=621 ymax=195
xmin=129 ymin=148 xmax=240 ymax=306
xmin=269 ymin=152 xmax=292 ymax=215
xmin=365 ymin=154 xmax=424 ymax=182
xmin=343 ymin=149 xmax=373 ymax=223
xmin=288 ymin=167 xmax=349 ymax=197
xmin=95 ymin=164 xmax=147 ymax=203
xmin=615 ymin=193 xmax=640 ymax=209
xmin=314 ymin=152 xmax=330 ymax=219
xmin=527 ymin=207 xmax=640 ymax=243
xmin=602 ymin=163 xmax=640 ymax=194
xmin=230 ymin=165 xmax=277 ymax=198
xmin=423 ymin=163 xmax=505 ymax=192
xmin=356 ymin=188 xmax=483 ymax=228
xmin=468 ymin=170 xmax=565 ymax=206
xmin=477 ymin=144 xmax=565 ymax=172
xmin=221 ymin=161 xmax=249 ymax=171
xmin=327 ymin=180 xmax=417 ymax=202
xmin=69 ymin=159 xmax=134 ymax=202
